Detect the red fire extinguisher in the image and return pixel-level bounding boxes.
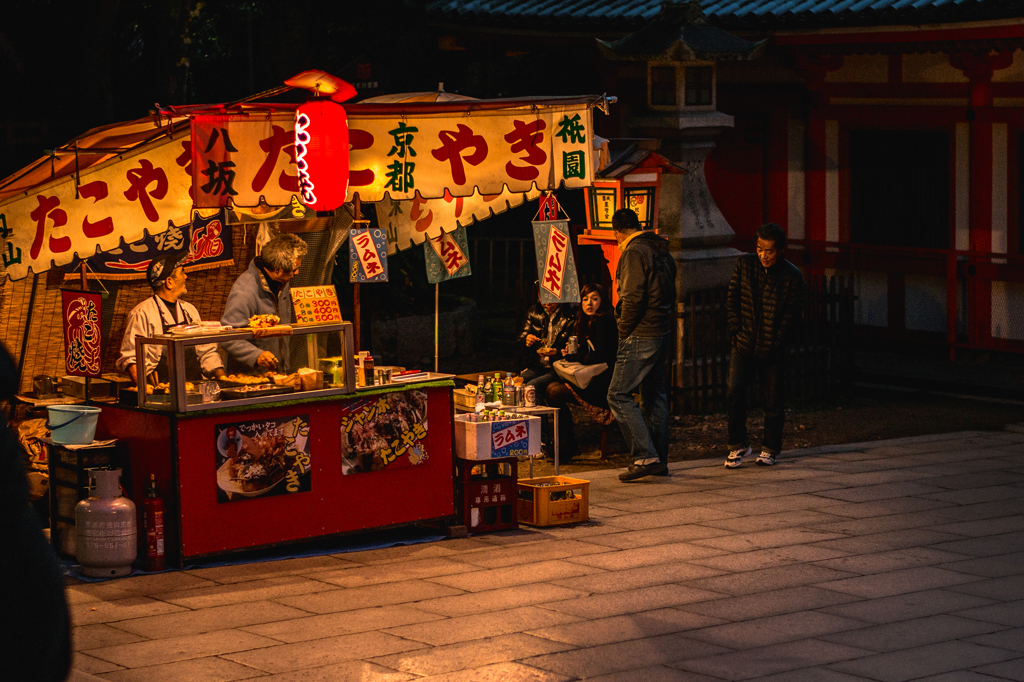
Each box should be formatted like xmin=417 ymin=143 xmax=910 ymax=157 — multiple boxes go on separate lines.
xmin=142 ymin=474 xmax=166 ymax=572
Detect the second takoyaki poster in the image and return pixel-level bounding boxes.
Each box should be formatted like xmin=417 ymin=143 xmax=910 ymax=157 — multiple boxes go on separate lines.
xmin=340 ymin=390 xmax=429 ymax=474
xmin=216 ymin=416 xmax=311 ymax=503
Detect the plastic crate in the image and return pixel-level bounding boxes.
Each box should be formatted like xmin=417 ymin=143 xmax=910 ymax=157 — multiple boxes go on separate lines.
xmin=455 ymin=456 xmax=519 ymax=533
xmin=517 ymin=476 xmax=589 ymax=527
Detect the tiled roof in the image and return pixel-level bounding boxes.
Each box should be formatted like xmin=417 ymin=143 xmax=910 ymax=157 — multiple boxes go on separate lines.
xmin=423 ymin=0 xmax=1019 ymax=29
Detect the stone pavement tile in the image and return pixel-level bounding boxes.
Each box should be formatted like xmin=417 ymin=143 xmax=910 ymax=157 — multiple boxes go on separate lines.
xmin=211 ymin=660 xmax=416 ymax=682
xmin=687 ymin=564 xmax=858 ymax=597
xmin=907 ymin=673 xmax=1011 ymax=682
xmin=750 ymin=669 xmax=880 ymax=682
xmin=309 ymin=557 xmax=480 ymax=587
xmin=927 ymin=499 xmax=1024 ymax=522
xmin=691 ymin=545 xmax=850 ymax=572
xmin=84 ymin=630 xmax=280 ymax=668
xmin=368 ymin=632 xmax=573 ymax=677
xmin=550 ymin=560 xmax=725 ymax=594
xmin=241 ymin=605 xmax=443 ymax=643
xmin=447 ymin=539 xmax=614 ymax=569
xmin=94 ymin=656 xmax=265 ymax=682
xmin=922 ymin=486 xmax=1024 ymax=506
xmin=584 ymin=505 xmax=632 ymax=518
xmin=599 ymin=491 xmax=737 ymax=512
xmin=966 ymin=627 xmax=1024 ymax=652
xmin=814 ymin=470 xmax=934 ymax=487
xmin=931 ymin=532 xmax=1024 ymax=558
xmin=708 ymin=479 xmax=846 ymax=500
xmin=159 ymin=575 xmax=339 ymax=610
xmin=813 ymin=548 xmax=971 ymax=575
xmin=221 ymin=631 xmax=426 ymax=674
xmin=813 ymin=482 xmax=949 ymax=503
xmin=412 ymin=583 xmax=587 ymax=617
xmin=821 ymin=588 xmax=996 ymax=624
xmin=107 ymin=572 xmax=219 ymax=596
xmin=954 ymin=599 xmax=1024 ymax=627
xmin=109 ymin=600 xmax=310 ymax=639
xmin=275 ymin=579 xmax=463 ymax=614
xmin=72 ymin=651 xmax=125 ymax=675
xmin=691 ymin=528 xmax=845 ymax=552
xmin=585 ymin=665 xmax=724 ymax=681
xmin=931 ymin=515 xmax=1024 ymax=538
xmin=600 ymin=506 xmax=741 ymax=531
xmin=673 ymin=639 xmax=872 ymax=680
xmin=820 ymin=614 xmax=1007 ymax=652
xmin=703 ymin=510 xmax=847 ymax=533
xmin=65 ymin=583 xmax=141 ymax=605
xmin=413 ymin=661 xmax=571 ymax=681
xmin=971 ymin=660 xmax=1024 ymax=681
xmin=827 ymin=640 xmax=1019 ymax=682
xmin=528 ymin=520 xmax=632 ymax=540
xmin=677 ymin=586 xmax=863 ymax=621
xmin=382 ymin=605 xmax=580 ymax=646
xmin=814 ymin=566 xmax=981 ymax=598
xmin=72 ymin=624 xmax=147 ymax=651
xmin=949 ymin=574 xmax=1024 ymax=600
xmin=812 ymin=529 xmax=966 ymax=555
xmin=522 ymin=632 xmax=729 ymax=679
xmin=580 ymin=524 xmax=734 ymax=549
xmin=814 ymin=497 xmax=952 ymax=519
xmin=809 ymin=512 xmax=952 ymax=536
xmin=187 ymin=555 xmax=360 ymax=584
xmin=542 ymin=583 xmax=726 ymax=619
xmin=713 ymin=494 xmax=842 ymax=516
xmin=685 ymin=611 xmax=868 ymax=649
xmin=527 ymin=607 xmax=724 ymax=647
xmin=915 ymin=470 xmax=1024 ymax=490
xmin=70 ymin=596 xmax=188 ymax=626
xmin=426 ymin=559 xmax=604 ymax=593
xmin=338 ymin=537 xmax=494 ymax=564
xmin=941 ymin=553 xmax=1024 ymax=577
xmin=565 ymin=541 xmax=729 ymax=570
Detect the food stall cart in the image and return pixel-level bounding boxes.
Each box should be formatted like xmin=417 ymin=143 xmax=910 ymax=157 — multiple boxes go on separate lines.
xmin=96 ymin=320 xmax=459 ymax=566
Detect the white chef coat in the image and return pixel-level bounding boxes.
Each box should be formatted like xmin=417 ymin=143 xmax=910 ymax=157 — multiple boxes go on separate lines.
xmin=116 ymin=296 xmax=223 ymax=378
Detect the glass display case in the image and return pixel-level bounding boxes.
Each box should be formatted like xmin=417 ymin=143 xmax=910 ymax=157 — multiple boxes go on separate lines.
xmin=131 ymin=322 xmax=355 ymax=412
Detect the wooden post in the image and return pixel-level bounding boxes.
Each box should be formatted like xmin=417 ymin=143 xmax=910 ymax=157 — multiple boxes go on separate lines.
xmin=81 ymin=263 xmax=91 ymax=401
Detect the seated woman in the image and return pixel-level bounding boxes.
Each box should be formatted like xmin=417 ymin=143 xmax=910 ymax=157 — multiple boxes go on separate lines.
xmin=545 ymin=284 xmax=618 ymax=463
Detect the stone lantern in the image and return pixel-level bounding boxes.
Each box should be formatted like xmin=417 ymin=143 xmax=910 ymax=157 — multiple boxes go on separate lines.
xmin=597 ymin=0 xmax=763 ymax=296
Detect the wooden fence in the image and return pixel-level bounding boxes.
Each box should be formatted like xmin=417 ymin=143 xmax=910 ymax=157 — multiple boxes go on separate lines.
xmin=674 ymin=275 xmax=855 ymax=413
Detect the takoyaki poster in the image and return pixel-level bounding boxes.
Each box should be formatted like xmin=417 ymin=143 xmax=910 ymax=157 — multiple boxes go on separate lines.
xmin=340 ymin=390 xmax=429 ymax=475
xmin=215 ymin=416 xmax=311 ymax=503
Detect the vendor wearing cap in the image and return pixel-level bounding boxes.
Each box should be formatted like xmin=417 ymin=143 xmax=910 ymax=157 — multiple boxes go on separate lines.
xmin=220 ymin=233 xmax=308 ymax=372
xmin=116 ymin=248 xmax=227 ymax=385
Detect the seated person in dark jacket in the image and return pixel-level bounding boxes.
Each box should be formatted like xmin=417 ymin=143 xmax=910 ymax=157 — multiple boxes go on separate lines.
xmin=515 ymin=297 xmax=577 ymax=403
xmin=545 ymin=284 xmax=618 ymax=463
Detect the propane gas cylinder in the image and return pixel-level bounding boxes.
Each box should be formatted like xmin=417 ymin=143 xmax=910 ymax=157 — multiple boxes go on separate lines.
xmin=75 ymin=468 xmax=137 ymax=577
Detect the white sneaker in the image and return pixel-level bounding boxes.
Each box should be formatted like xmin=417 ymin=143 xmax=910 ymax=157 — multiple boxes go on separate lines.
xmin=725 ymin=446 xmax=753 ymax=469
xmin=757 ymin=452 xmax=777 ymax=466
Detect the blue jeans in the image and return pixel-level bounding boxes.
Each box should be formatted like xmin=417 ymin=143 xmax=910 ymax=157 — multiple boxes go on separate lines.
xmin=727 ymin=349 xmax=785 ymax=456
xmin=607 ymin=335 xmax=670 ymax=465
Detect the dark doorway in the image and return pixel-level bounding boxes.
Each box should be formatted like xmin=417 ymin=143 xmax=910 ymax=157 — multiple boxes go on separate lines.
xmin=849 ymin=130 xmax=950 ymax=249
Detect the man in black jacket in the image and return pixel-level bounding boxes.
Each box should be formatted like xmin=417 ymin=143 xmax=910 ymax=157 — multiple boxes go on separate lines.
xmin=608 ymin=209 xmax=678 ymax=481
xmin=725 ymin=223 xmax=804 ymax=468
xmin=516 ymin=297 xmax=577 ymax=402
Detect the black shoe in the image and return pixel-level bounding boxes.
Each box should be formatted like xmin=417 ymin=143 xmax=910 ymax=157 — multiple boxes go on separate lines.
xmin=619 ymin=461 xmax=668 ymax=482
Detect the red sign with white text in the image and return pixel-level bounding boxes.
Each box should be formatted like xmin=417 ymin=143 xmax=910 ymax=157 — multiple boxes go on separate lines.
xmin=291 ymin=285 xmax=343 ymax=324
xmin=61 ymin=289 xmax=103 ymax=378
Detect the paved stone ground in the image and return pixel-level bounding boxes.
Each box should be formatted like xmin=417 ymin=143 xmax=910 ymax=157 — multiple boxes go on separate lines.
xmin=67 ymin=429 xmax=1024 ymax=682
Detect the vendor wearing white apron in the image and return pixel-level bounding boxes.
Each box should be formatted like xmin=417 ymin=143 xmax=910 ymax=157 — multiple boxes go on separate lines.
xmin=116 ymin=248 xmax=226 ymax=385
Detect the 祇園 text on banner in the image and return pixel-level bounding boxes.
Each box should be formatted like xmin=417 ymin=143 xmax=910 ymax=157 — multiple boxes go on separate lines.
xmin=340 ymin=390 xmax=429 ymax=474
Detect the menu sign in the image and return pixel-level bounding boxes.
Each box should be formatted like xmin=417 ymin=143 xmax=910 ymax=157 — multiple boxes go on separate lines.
xmin=291 ymin=285 xmax=342 ymax=324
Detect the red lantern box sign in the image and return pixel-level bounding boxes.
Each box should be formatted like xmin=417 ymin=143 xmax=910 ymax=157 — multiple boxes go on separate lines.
xmin=295 ymin=100 xmax=349 ymax=212
xmin=291 ymin=285 xmax=343 ymax=324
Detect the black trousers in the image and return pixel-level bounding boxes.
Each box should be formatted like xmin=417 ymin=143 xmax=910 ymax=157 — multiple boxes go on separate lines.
xmin=726 ymin=349 xmax=785 ymax=456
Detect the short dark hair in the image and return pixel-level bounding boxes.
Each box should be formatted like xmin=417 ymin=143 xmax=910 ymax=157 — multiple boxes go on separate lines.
xmin=257 ymin=233 xmax=309 ymax=271
xmin=611 ymin=208 xmax=641 ymax=233
xmin=756 ymin=223 xmax=787 ymax=250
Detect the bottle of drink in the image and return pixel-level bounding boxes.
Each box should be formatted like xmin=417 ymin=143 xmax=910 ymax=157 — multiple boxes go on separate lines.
xmin=492 ymin=373 xmax=502 ymax=402
xmin=475 ymin=374 xmax=486 ymax=410
xmin=483 ymin=376 xmax=492 ymax=403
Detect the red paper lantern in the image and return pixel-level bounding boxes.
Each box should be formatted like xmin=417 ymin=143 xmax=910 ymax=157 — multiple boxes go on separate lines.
xmin=295 ymin=100 xmax=349 ymax=212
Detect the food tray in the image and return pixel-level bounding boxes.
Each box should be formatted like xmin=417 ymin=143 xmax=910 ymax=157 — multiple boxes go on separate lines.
xmin=220 ymin=384 xmax=295 ymax=400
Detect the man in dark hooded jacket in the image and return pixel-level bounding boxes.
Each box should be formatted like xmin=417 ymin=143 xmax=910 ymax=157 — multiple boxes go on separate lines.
xmin=724 ymin=222 xmax=804 ymax=468
xmin=608 ymin=209 xmax=677 ymax=481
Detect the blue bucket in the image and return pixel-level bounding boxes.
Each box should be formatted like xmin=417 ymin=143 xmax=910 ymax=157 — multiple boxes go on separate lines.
xmin=47 ymin=405 xmax=102 ymax=445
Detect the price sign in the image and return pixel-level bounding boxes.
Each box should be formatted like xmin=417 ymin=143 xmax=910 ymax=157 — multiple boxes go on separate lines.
xmin=291 ymin=285 xmax=343 ymax=324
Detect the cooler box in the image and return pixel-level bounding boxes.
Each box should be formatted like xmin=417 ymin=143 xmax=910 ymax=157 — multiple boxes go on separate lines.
xmin=518 ymin=476 xmax=590 ymax=526
xmin=454 ymin=414 xmax=541 ymax=460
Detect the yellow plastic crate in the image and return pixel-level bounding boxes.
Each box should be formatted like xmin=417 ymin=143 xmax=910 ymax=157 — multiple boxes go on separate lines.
xmin=517 ymin=476 xmax=589 ymax=526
